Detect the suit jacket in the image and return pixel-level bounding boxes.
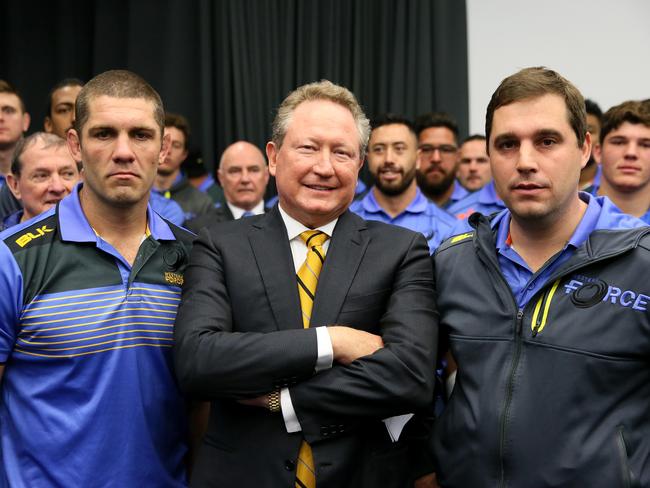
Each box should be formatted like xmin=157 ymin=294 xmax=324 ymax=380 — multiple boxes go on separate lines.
xmin=183 ymin=204 xmax=270 ymax=234
xmin=174 ymin=207 xmax=437 ymax=487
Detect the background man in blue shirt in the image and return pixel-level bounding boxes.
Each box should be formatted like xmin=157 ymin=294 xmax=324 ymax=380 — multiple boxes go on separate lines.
xmin=351 ymin=113 xmax=455 ymax=252
xmin=594 ymin=100 xmax=650 ymax=224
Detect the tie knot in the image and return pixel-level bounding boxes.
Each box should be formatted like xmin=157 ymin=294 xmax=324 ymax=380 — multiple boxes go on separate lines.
xmin=241 ymin=211 xmax=255 ymax=218
xmin=300 ymin=230 xmax=329 ymax=248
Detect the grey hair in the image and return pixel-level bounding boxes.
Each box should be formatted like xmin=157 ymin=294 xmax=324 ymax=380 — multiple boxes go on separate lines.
xmin=11 ymin=132 xmax=67 ymax=176
xmin=271 ymin=80 xmax=370 ymax=156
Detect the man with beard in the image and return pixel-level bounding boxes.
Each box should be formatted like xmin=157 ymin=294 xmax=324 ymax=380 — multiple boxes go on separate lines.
xmin=415 ymin=112 xmax=467 ymax=209
xmin=351 ymin=114 xmax=455 ymax=252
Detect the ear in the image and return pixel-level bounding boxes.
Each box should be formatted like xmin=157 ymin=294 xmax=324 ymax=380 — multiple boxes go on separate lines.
xmin=5 ymin=173 xmax=21 ymax=200
xmin=44 ymin=116 xmax=53 ymax=133
xmin=580 ymin=132 xmax=592 ymax=170
xmin=67 ymin=128 xmax=83 ymax=167
xmin=266 ymin=142 xmax=278 ymax=177
xmin=159 ymin=132 xmax=171 ymax=165
xmin=21 ymin=112 xmax=31 ymax=132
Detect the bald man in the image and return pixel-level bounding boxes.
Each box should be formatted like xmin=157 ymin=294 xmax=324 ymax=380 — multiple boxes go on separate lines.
xmin=185 ymin=141 xmax=270 ymax=233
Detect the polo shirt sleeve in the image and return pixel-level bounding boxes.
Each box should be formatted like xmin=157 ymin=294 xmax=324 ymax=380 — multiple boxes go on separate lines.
xmin=0 ymin=241 xmax=23 ymax=362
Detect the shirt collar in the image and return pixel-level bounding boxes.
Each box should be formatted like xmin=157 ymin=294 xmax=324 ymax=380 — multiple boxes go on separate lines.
xmin=58 ymin=183 xmax=176 ymax=243
xmin=495 ymin=192 xmax=602 ymax=252
xmin=278 ymin=203 xmax=338 ymax=241
xmin=198 ymin=175 xmax=215 ymax=192
xmin=362 ymin=186 xmax=428 ymax=215
xmin=228 ymin=200 xmax=265 ymax=219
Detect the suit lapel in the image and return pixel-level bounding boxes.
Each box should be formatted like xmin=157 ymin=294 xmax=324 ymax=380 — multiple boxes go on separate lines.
xmin=311 ymin=211 xmax=369 ymax=327
xmin=248 ymin=207 xmax=303 ymax=330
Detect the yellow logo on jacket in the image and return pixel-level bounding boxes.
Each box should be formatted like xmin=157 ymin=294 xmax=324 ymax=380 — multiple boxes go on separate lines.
xmin=15 ymin=226 xmax=54 ymax=248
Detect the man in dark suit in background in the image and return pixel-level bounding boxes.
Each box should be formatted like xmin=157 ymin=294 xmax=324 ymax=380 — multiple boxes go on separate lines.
xmin=184 ymin=140 xmax=269 ymax=233
xmin=174 ymin=80 xmax=437 ymax=487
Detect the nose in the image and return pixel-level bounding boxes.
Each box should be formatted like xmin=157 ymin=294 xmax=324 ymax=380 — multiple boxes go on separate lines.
xmin=48 ymin=173 xmax=67 ymax=195
xmin=313 ymin=150 xmax=335 ymax=177
xmin=624 ymin=141 xmax=639 ymax=160
xmin=113 ymin=133 xmax=136 ymax=163
xmin=515 ymin=142 xmax=539 ymax=173
xmin=240 ymin=169 xmax=252 ymax=183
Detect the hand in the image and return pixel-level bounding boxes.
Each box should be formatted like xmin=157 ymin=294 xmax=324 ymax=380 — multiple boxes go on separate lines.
xmin=327 ymin=326 xmax=384 ymax=365
xmin=414 ymin=472 xmax=439 ymax=488
xmin=237 ymin=394 xmax=269 ymax=408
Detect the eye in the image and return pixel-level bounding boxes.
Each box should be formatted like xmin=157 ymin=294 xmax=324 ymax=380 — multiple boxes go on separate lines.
xmin=93 ymin=129 xmax=111 ymax=140
xmin=135 ymin=131 xmax=153 ymax=141
xmin=540 ymin=138 xmax=556 ymax=147
xmin=497 ymin=140 xmax=517 ymax=151
xmin=639 ymin=140 xmax=650 ymax=149
xmin=371 ymin=146 xmax=385 ymax=154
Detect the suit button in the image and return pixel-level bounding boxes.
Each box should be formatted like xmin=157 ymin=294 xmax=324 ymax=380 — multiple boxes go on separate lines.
xmin=284 ymin=459 xmax=296 ymax=471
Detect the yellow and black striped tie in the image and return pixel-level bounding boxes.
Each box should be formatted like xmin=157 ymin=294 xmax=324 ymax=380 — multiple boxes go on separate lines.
xmin=295 ymin=230 xmax=329 ymax=488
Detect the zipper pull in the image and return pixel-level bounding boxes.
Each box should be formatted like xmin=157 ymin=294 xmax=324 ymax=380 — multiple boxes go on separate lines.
xmin=516 ymin=309 xmax=524 ymax=335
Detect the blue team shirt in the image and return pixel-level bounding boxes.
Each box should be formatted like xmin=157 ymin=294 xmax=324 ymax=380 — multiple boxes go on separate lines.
xmin=0 ymin=185 xmax=189 ymax=487
xmin=492 ymin=193 xmax=647 ymax=308
xmin=350 ymin=187 xmax=457 ymax=252
xmin=447 ymin=181 xmax=506 ymax=219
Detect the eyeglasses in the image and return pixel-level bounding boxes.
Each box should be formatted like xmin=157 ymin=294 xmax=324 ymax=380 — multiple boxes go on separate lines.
xmin=418 ymin=144 xmax=458 ymax=157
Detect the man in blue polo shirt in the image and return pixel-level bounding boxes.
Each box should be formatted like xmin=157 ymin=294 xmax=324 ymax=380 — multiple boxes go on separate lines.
xmin=0 ymin=70 xmax=194 ymax=487
xmin=350 ymin=113 xmax=456 ymax=252
xmin=429 ymin=67 xmax=650 ymax=487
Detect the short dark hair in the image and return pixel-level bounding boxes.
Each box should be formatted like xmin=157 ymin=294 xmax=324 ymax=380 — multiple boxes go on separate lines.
xmin=600 ymin=100 xmax=650 ymax=145
xmin=46 ymin=78 xmax=84 ymax=117
xmin=584 ymin=99 xmax=602 ymax=121
xmin=371 ymin=113 xmax=416 ymax=135
xmin=164 ymin=112 xmax=191 ymax=149
xmin=485 ymin=67 xmax=586 ymax=150
xmin=414 ymin=112 xmax=459 ymax=140
xmin=0 ymin=79 xmax=27 ymax=112
xmin=11 ymin=132 xmax=67 ymax=177
xmin=74 ymin=70 xmax=164 ymax=137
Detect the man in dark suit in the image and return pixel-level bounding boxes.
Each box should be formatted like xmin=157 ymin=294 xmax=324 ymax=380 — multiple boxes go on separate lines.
xmin=174 ymin=80 xmax=437 ymax=488
xmin=184 ymin=140 xmax=270 ymax=233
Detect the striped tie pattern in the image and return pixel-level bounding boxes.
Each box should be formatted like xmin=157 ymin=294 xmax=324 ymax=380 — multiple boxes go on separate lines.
xmin=295 ymin=230 xmax=329 ymax=488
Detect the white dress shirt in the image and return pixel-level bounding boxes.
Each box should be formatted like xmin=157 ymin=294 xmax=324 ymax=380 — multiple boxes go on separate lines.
xmin=227 ymin=200 xmax=265 ymax=219
xmin=277 ymin=204 xmax=336 ymax=433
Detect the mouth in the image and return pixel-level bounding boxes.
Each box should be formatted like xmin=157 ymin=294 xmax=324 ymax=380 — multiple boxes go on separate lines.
xmin=378 ymin=167 xmax=403 ymax=180
xmin=110 ymin=171 xmax=139 ymax=180
xmin=304 ymin=183 xmax=335 ymax=192
xmin=511 ymin=181 xmax=547 ymax=195
xmin=618 ymin=165 xmax=641 ymax=174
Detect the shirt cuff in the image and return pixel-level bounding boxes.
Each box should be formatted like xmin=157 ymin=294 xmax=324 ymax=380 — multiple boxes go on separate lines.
xmin=314 ymin=326 xmax=333 ymax=373
xmin=280 ymin=387 xmax=302 ymax=433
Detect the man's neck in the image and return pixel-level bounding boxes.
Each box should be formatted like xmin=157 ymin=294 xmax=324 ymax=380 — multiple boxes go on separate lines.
xmin=508 ymin=196 xmax=588 ymax=273
xmin=155 ymin=170 xmax=180 ymax=192
xmin=423 ymin=181 xmax=455 ymax=207
xmin=79 ymin=188 xmax=149 ymax=266
xmin=598 ymin=180 xmax=650 ymax=218
xmin=373 ymin=182 xmax=417 ymax=218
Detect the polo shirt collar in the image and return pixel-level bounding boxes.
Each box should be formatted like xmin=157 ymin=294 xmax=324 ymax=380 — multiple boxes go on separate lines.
xmin=362 ymin=186 xmax=429 ymax=215
xmin=58 ymin=183 xmax=176 ymax=243
xmin=495 ymin=192 xmax=602 ymax=252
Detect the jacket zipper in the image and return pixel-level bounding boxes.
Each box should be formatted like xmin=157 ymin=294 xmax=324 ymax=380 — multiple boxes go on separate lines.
xmin=475 ymin=245 xmax=521 ymax=488
xmin=498 ymin=308 xmax=523 ymax=488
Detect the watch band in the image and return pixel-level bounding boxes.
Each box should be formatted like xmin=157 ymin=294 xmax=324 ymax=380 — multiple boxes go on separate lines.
xmin=268 ymin=390 xmax=281 ymax=413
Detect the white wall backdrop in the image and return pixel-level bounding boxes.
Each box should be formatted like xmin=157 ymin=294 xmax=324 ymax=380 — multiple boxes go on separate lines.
xmin=466 ymin=0 xmax=650 ymax=135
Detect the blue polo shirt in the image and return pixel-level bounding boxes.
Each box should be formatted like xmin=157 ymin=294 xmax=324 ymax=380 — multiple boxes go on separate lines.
xmin=447 ymin=181 xmax=506 ymax=219
xmin=350 ymin=187 xmax=457 ymax=252
xmin=0 ymin=185 xmax=192 ymax=487
xmin=492 ymin=193 xmax=647 ymax=308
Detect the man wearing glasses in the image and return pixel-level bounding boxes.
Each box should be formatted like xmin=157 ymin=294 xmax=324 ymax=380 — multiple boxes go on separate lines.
xmin=415 ymin=113 xmax=467 ymax=210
